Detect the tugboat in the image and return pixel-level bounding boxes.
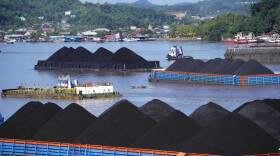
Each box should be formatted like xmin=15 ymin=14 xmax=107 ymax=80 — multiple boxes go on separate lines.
xmin=166 ymin=45 xmax=192 ymax=60
xmin=131 ymin=85 xmax=146 ymax=89
xmin=1 ymin=75 xmax=121 ymax=100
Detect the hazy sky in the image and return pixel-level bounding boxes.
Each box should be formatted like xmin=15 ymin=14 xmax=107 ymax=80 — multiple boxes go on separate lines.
xmin=80 ymin=0 xmax=200 ymax=5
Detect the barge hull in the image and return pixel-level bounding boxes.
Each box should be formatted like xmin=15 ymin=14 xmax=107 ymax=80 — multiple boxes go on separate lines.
xmin=1 ymin=89 xmax=121 ymax=100
xmin=225 ymin=47 xmax=280 ymax=64
xmin=149 ymin=70 xmax=280 ymax=86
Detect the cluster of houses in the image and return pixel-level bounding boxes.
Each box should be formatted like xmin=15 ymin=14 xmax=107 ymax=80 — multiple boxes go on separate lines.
xmin=0 ymin=22 xmax=172 ymax=43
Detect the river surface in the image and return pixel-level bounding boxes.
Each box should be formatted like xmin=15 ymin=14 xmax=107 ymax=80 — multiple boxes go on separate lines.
xmin=0 ymin=41 xmax=279 ymax=120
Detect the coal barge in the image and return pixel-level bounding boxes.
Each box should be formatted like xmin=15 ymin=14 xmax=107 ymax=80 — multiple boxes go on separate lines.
xmin=1 ymin=76 xmax=121 ymax=100
xmin=34 ymin=47 xmax=161 ymax=71
xmin=225 ymin=45 xmax=280 ymax=64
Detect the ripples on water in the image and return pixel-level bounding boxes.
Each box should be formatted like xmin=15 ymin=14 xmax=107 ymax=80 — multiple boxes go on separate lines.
xmin=0 ymin=41 xmax=279 ymax=120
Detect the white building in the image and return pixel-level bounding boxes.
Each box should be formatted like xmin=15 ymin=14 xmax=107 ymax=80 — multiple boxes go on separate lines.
xmin=76 ymin=85 xmax=114 ymax=95
xmin=65 ymin=11 xmax=71 ymax=16
xmin=79 ymin=30 xmax=98 ymax=36
xmin=130 ymin=26 xmax=137 ymax=30
xmin=20 ymin=17 xmax=26 ymax=21
xmin=94 ymin=28 xmax=110 ymax=32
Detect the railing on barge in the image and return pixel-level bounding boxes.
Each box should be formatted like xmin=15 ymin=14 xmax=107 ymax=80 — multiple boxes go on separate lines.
xmin=149 ymin=70 xmax=280 ymax=86
xmin=0 ymin=138 xmax=185 ymax=156
xmin=0 ymin=138 xmax=279 ymax=156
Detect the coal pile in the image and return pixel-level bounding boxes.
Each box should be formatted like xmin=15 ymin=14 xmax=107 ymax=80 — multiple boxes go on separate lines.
xmin=200 ymin=58 xmax=223 ymax=73
xmin=166 ymin=58 xmax=205 ymax=72
xmin=262 ymin=99 xmax=280 ymax=112
xmin=91 ymin=47 xmax=113 ymax=62
xmin=131 ymin=110 xmax=201 ymax=150
xmin=9 ymin=102 xmax=62 ymax=140
xmin=139 ymin=99 xmax=175 ymax=122
xmin=1 ymin=99 xmax=279 ymax=155
xmin=47 ymin=47 xmax=75 ymax=62
xmin=165 ymin=58 xmax=274 ymax=75
xmin=212 ymin=58 xmax=234 ymax=74
xmin=36 ymin=46 xmax=159 ymax=70
xmin=225 ymin=59 xmax=245 ymax=74
xmin=178 ymin=113 xmax=279 ymax=155
xmin=46 ymin=47 xmax=149 ymax=63
xmin=74 ymin=100 xmax=155 ymax=147
xmin=32 ymin=103 xmax=96 ymax=143
xmin=66 ymin=46 xmax=94 ymax=62
xmin=0 ymin=101 xmax=43 ymax=139
xmin=234 ymin=100 xmax=280 ymax=142
xmin=189 ymin=102 xmax=229 ymax=127
xmin=108 ymin=47 xmax=148 ymax=63
xmin=233 ymin=60 xmax=274 ymax=75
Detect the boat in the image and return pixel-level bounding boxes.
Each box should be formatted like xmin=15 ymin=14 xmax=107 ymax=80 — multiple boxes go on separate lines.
xmin=166 ymin=45 xmax=192 ymax=60
xmin=221 ymin=38 xmax=237 ymax=44
xmin=131 ymin=85 xmax=146 ymax=89
xmin=5 ymin=39 xmax=16 ymax=44
xmin=237 ymin=39 xmax=249 ymax=44
xmin=1 ymin=75 xmax=122 ymax=100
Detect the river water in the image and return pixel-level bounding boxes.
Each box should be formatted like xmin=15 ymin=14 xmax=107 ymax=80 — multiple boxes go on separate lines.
xmin=0 ymin=41 xmax=279 ymax=120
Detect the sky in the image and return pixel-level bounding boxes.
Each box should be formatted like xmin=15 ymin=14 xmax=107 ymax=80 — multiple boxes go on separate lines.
xmin=79 ymin=0 xmax=200 ymax=5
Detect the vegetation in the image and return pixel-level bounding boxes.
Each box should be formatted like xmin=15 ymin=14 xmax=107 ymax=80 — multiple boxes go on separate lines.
xmin=0 ymin=0 xmax=81 ymax=30
xmin=0 ymin=0 xmax=175 ymax=31
xmin=0 ymin=0 xmax=279 ymax=41
xmin=68 ymin=3 xmax=175 ymax=30
xmin=169 ymin=0 xmax=280 ymax=40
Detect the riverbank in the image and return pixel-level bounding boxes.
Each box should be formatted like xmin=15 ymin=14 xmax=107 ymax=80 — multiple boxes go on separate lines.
xmin=156 ymin=37 xmax=202 ymax=41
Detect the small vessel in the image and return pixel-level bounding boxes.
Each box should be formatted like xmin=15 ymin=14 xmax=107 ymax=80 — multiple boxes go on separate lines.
xmin=237 ymin=39 xmax=249 ymax=44
xmin=5 ymin=39 xmax=16 ymax=44
xmin=131 ymin=85 xmax=146 ymax=89
xmin=221 ymin=37 xmax=237 ymax=44
xmin=1 ymin=75 xmax=121 ymax=100
xmin=166 ymin=45 xmax=192 ymax=60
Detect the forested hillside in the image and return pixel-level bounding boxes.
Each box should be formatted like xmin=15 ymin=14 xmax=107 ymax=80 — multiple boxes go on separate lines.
xmin=169 ymin=0 xmax=280 ymax=40
xmin=0 ymin=0 xmax=175 ymax=30
xmin=68 ymin=3 xmax=175 ymax=30
xmin=0 ymin=0 xmax=81 ymax=29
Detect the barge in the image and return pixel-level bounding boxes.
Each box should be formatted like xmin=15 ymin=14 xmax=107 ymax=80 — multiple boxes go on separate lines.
xmin=1 ymin=76 xmax=121 ymax=100
xmin=225 ymin=45 xmax=280 ymax=64
xmin=149 ymin=69 xmax=280 ymax=86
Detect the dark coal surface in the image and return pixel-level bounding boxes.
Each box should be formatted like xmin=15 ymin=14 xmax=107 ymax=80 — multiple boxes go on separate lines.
xmin=108 ymin=47 xmax=148 ymax=63
xmin=139 ymin=99 xmax=175 ymax=122
xmin=224 ymin=59 xmax=245 ymax=74
xmin=10 ymin=102 xmax=62 ymax=140
xmin=262 ymin=99 xmax=280 ymax=112
xmin=189 ymin=102 xmax=229 ymax=127
xmin=47 ymin=47 xmax=75 ymax=62
xmin=165 ymin=58 xmax=273 ymax=75
xmin=32 ymin=103 xmax=96 ymax=143
xmin=66 ymin=46 xmax=93 ymax=62
xmin=166 ymin=58 xmax=205 ymax=72
xmin=179 ymin=113 xmax=279 ymax=155
xmin=131 ymin=110 xmax=201 ymax=150
xmin=46 ymin=46 xmax=149 ymax=64
xmin=92 ymin=47 xmax=113 ymax=62
xmin=212 ymin=58 xmax=234 ymax=74
xmin=233 ymin=60 xmax=274 ymax=75
xmin=0 ymin=101 xmax=43 ymax=138
xmin=74 ymin=99 xmax=156 ymax=147
xmin=235 ymin=101 xmax=280 ymax=142
xmin=200 ymin=58 xmax=223 ymax=73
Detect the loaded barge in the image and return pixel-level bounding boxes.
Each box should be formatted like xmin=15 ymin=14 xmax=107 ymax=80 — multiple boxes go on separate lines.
xmin=1 ymin=76 xmax=121 ymax=100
